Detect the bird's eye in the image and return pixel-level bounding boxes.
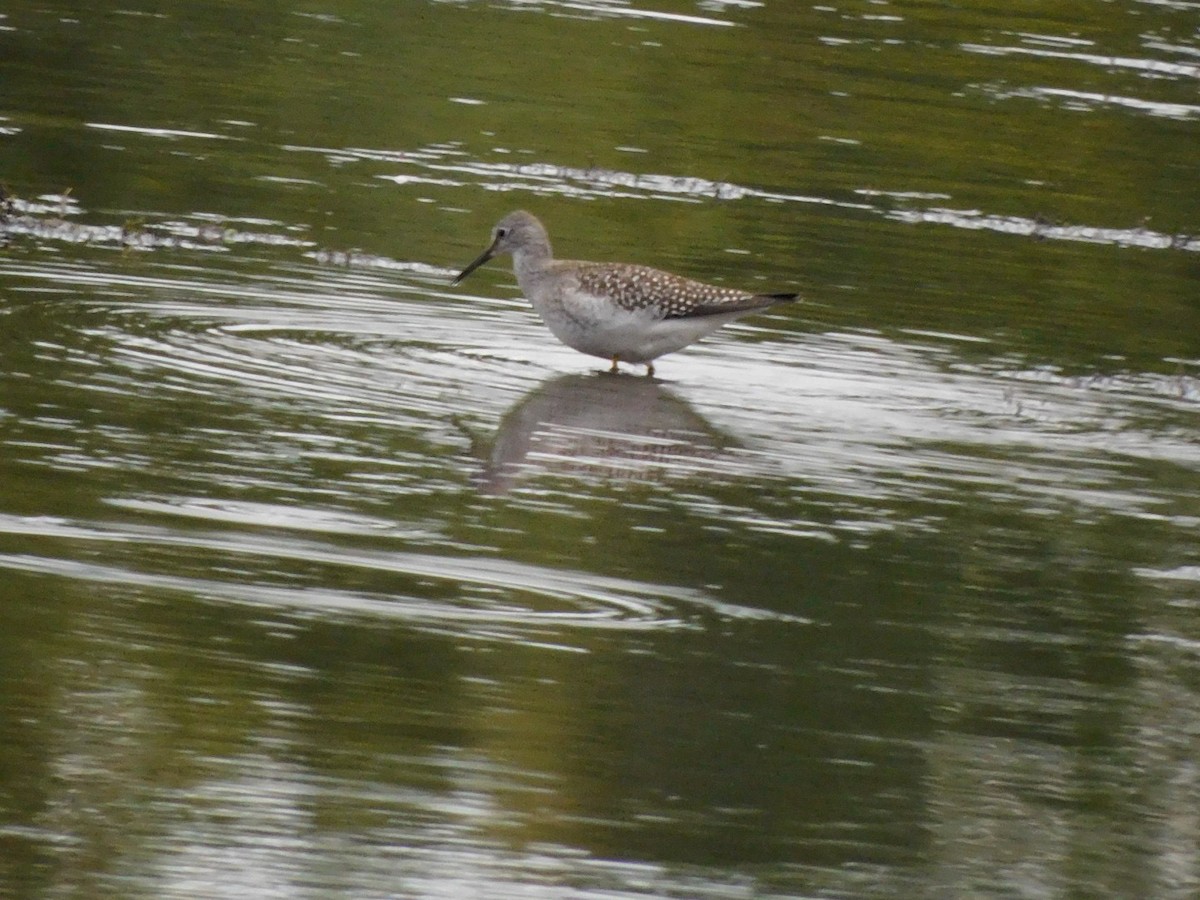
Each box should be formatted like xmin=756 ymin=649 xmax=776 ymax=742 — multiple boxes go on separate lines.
xmin=495 ymin=228 xmax=508 ymax=239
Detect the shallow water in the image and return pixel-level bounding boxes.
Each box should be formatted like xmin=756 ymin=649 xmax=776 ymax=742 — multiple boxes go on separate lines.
xmin=2 ymin=1 xmax=1199 ymax=897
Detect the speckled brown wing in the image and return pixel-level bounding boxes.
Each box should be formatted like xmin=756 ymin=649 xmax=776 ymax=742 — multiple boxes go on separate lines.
xmin=666 ymin=290 xmax=799 ymax=319
xmin=573 ymin=263 xmax=796 ymax=319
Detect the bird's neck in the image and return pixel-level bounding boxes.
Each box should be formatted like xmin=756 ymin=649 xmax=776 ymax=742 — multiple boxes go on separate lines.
xmin=512 ymin=237 xmax=553 ymax=286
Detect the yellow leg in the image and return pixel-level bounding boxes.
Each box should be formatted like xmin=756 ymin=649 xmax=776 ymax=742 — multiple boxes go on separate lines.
xmin=609 ymin=355 xmax=620 ymax=374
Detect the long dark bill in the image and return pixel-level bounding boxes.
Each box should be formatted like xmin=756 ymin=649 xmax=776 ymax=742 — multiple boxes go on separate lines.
xmin=452 ymin=239 xmax=499 ymax=285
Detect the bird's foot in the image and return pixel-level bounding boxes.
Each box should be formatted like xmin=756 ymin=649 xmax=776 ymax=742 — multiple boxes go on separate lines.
xmin=645 ymin=362 xmax=655 ymax=378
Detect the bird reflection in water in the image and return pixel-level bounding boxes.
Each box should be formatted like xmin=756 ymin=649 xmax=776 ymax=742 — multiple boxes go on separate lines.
xmin=465 ymin=373 xmax=732 ymax=495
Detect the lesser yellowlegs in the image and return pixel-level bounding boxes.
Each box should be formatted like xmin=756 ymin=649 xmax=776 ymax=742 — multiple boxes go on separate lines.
xmin=453 ymin=210 xmax=798 ymax=376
